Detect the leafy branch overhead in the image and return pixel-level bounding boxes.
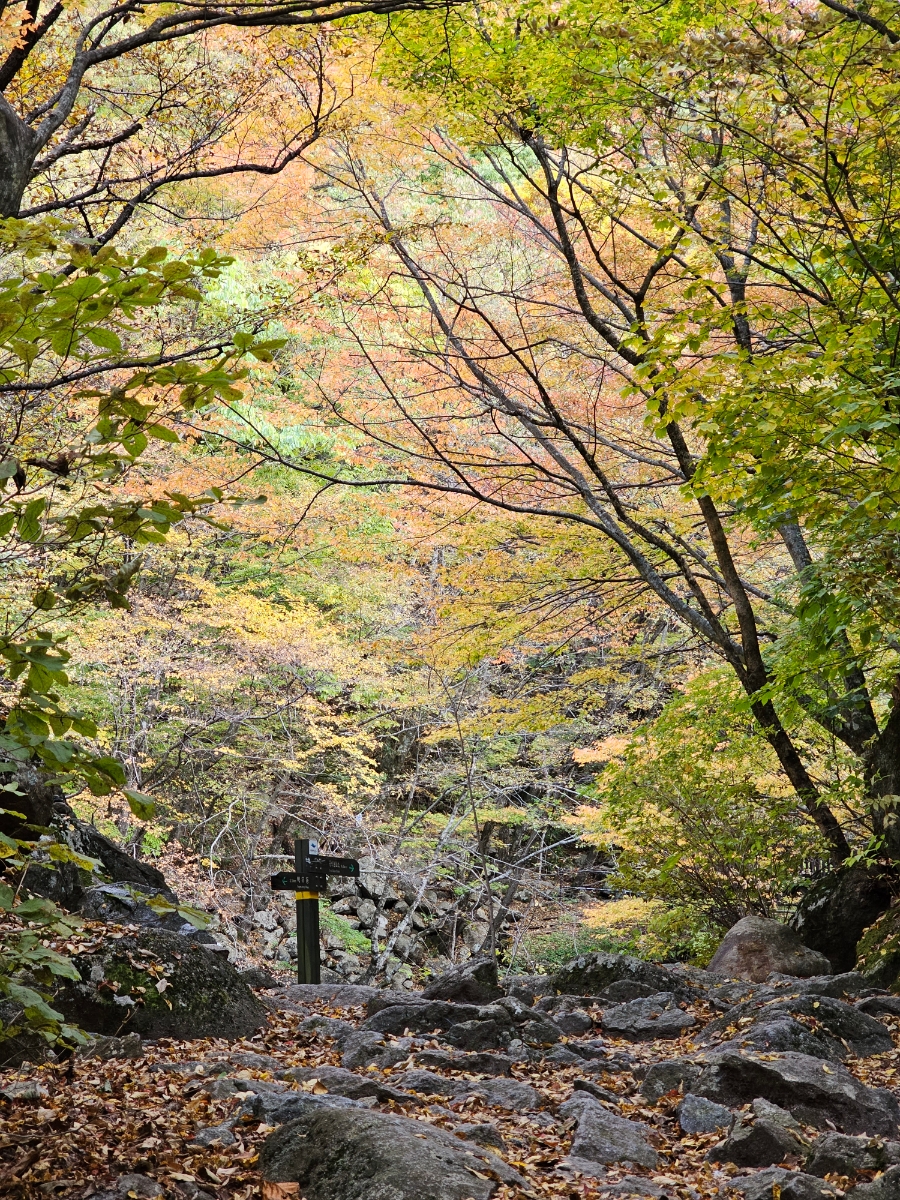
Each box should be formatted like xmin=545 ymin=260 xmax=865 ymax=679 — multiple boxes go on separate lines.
xmin=0 ymin=218 xmax=277 ymax=1051
xmin=0 ymin=219 xmax=277 ymax=802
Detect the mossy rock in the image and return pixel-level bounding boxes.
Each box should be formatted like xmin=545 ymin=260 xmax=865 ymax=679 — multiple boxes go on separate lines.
xmin=857 ymin=904 xmax=900 ymax=992
xmin=54 ymin=929 xmax=266 ymax=1040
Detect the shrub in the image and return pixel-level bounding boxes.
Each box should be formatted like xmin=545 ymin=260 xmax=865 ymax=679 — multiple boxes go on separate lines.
xmin=574 ymin=671 xmax=824 ymax=927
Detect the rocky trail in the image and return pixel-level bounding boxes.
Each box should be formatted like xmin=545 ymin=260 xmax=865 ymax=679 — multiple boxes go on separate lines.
xmin=3 ymin=929 xmax=900 ymax=1200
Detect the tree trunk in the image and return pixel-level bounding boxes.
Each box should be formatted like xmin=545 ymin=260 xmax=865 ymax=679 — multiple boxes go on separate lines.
xmin=791 ymin=864 xmax=896 ymax=972
xmin=0 ymin=97 xmax=34 ymax=218
xmin=862 ymin=674 xmax=900 ymax=858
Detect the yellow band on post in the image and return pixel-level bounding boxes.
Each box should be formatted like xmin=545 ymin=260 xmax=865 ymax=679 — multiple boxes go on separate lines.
xmin=295 ymin=890 xmax=320 ymax=900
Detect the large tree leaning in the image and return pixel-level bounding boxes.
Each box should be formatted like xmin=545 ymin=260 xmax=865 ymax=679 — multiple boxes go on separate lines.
xmin=0 ymin=0 xmax=454 ymax=233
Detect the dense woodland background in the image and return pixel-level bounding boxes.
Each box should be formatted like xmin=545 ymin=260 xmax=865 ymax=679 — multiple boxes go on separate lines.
xmin=4 ymin=0 xmax=900 ymax=1025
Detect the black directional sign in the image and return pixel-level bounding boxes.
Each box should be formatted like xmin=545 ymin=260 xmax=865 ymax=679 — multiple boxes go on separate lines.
xmin=308 ymin=855 xmax=359 ymax=878
xmin=270 ymin=870 xmax=327 ymax=891
xmin=269 ymin=839 xmax=360 ymax=986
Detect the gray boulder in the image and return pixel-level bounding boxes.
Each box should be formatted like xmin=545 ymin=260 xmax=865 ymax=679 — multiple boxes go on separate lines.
xmin=443 ymin=1018 xmax=512 ymax=1051
xmin=702 ymin=994 xmax=892 ymax=1060
xmin=53 ymin=928 xmax=265 ymax=1040
xmin=244 ymin=1094 xmax=364 ymax=1128
xmin=546 ymin=1044 xmax=587 ymax=1067
xmin=591 ymin=1177 xmax=669 ymax=1196
xmin=240 ymin=967 xmax=278 ymax=989
xmin=455 ymin=1122 xmax=505 ymax=1150
xmin=556 ymin=1008 xmax=594 ymax=1035
xmin=791 ymin=864 xmax=894 ymax=975
xmin=78 ymin=883 xmax=204 ymax=937
xmin=366 ymin=990 xmax=429 ymax=1016
xmin=551 ymin=953 xmax=689 ymax=998
xmin=693 ymin=1051 xmax=900 ymax=1136
xmin=753 ymin=1098 xmax=805 ymax=1130
xmin=281 ymin=1065 xmax=412 ymax=1104
xmin=793 ymin=973 xmax=869 ymax=999
xmin=641 ymin=1057 xmax=703 ymax=1102
xmin=847 ymin=1165 xmax=900 ymax=1200
xmin=603 ymin=980 xmax=669 ymax=1002
xmin=422 ymin=957 xmax=503 ymax=1005
xmin=712 ymin=1018 xmax=848 ymax=1063
xmin=559 ymin=1093 xmax=658 ymax=1169
xmin=392 ymin=1069 xmax=540 ymax=1111
xmin=297 ymin=1015 xmax=356 ymax=1042
xmin=857 ymin=996 xmax=900 ymax=1019
xmin=601 ymin=992 xmax=696 ymax=1041
xmin=732 ymin=1168 xmax=841 ymax=1200
xmin=805 ymin=1132 xmax=900 ymax=1177
xmin=470 ymin=1077 xmax=542 ymax=1111
xmin=258 ymin=1105 xmax=525 ymax=1200
xmin=649 ymin=1050 xmax=900 ymax=1133
xmin=707 ymin=917 xmax=831 ymax=983
xmin=25 ymin=809 xmax=176 ymax=911
xmin=394 ymin=1069 xmax=462 ymax=1097
xmin=1 ymin=1079 xmax=49 ymax=1100
xmin=284 ymin=982 xmax=381 ymax=1007
xmin=677 ymin=1093 xmax=733 ymax=1134
xmin=707 ymin=1115 xmax=807 ymax=1166
xmin=190 ymin=1123 xmax=237 ymax=1148
xmin=79 ymin=1032 xmax=144 ymax=1061
xmin=515 ymin=1013 xmax=565 ymax=1046
xmin=569 ymin=1037 xmax=619 ymax=1061
xmin=114 ymin=1176 xmax=164 ymax=1199
xmin=573 ymin=1079 xmax=622 ymax=1106
xmin=501 ymin=974 xmax=551 ymax=1005
xmin=0 ymin=1000 xmax=57 ymax=1069
xmin=362 ymin=1001 xmax=483 ymax=1036
xmin=341 ymin=1031 xmax=411 ymax=1071
xmin=413 ymin=1049 xmax=513 ymax=1076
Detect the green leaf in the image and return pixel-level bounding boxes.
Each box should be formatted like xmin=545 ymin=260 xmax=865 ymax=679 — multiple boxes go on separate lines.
xmin=144 ymin=424 xmax=180 ymax=443
xmin=13 ymin=896 xmax=59 ymax=920
xmin=124 ymin=789 xmax=156 ymax=821
xmin=46 ymin=843 xmax=102 ymax=872
xmin=16 ymin=497 xmax=46 ymax=543
xmin=83 ymin=326 xmax=123 ymax=353
xmin=90 ymin=756 xmax=125 ymax=786
xmin=144 ymin=893 xmax=211 ymax=929
xmin=0 ymin=831 xmax=21 ymax=857
xmin=31 ymin=588 xmax=57 ymax=611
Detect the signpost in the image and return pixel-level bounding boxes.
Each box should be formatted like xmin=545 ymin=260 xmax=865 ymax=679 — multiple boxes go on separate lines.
xmin=270 ymin=838 xmax=360 ymax=984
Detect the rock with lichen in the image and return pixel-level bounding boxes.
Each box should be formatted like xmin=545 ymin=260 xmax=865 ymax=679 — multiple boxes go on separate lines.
xmin=53 ymin=928 xmax=265 ymax=1040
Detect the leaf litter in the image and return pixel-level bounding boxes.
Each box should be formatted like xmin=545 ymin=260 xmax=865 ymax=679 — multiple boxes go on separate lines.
xmin=1 ymin=979 xmax=898 ymax=1200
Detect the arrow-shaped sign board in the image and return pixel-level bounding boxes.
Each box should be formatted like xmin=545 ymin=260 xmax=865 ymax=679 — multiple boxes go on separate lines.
xmin=307 ymin=855 xmax=359 ymax=878
xmin=270 ymin=871 xmax=326 ymax=891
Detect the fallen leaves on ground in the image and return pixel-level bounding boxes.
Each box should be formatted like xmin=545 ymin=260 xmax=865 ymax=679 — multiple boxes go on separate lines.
xmin=1 ymin=992 xmax=898 ymax=1200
